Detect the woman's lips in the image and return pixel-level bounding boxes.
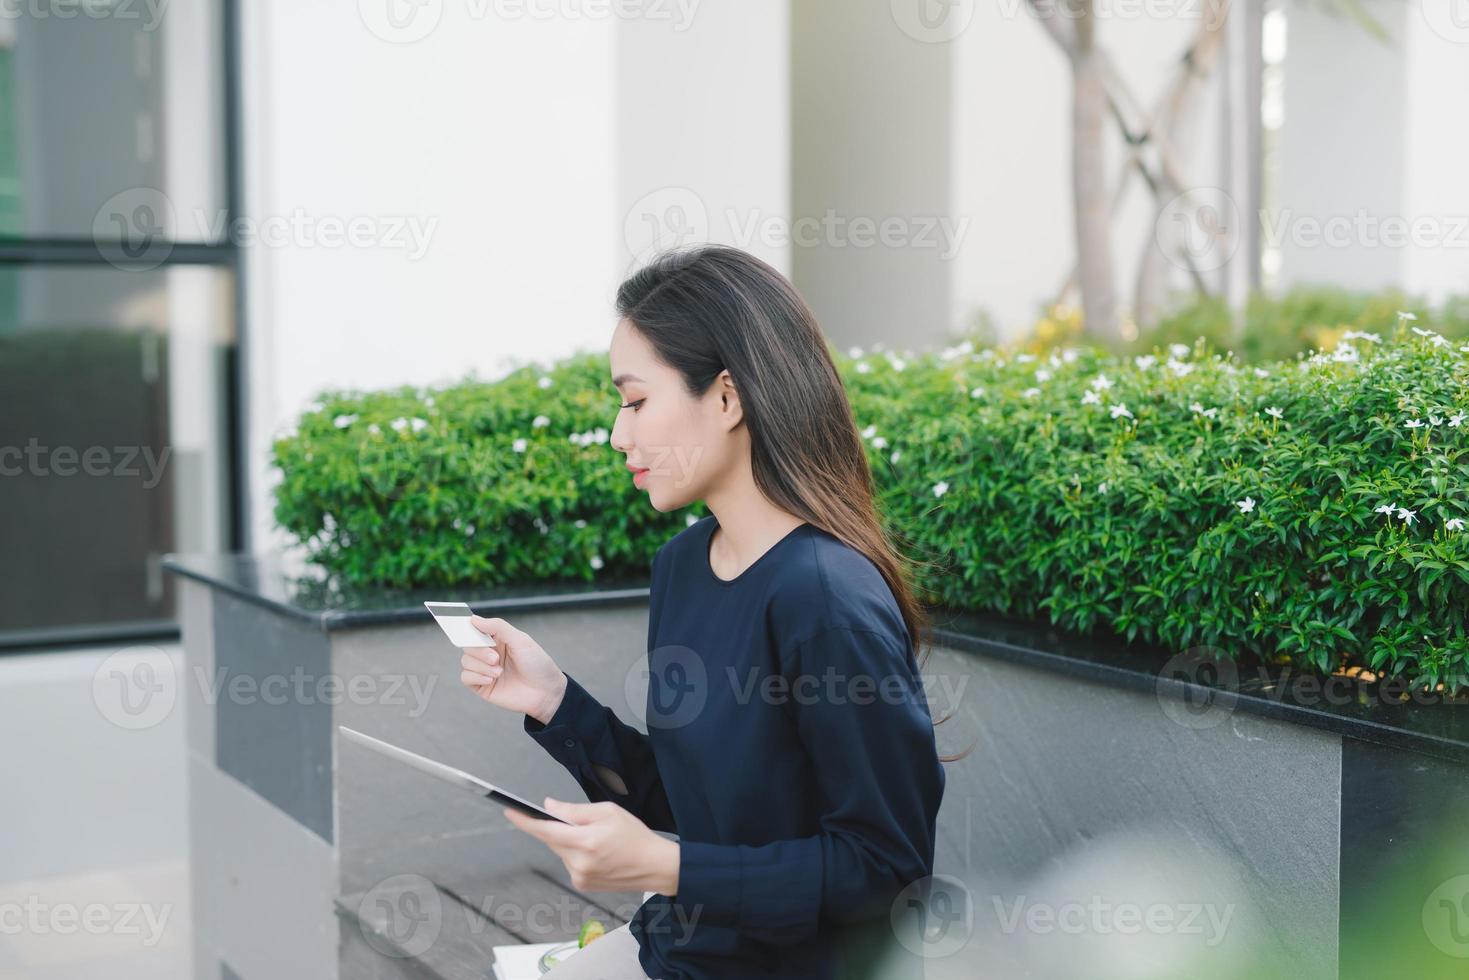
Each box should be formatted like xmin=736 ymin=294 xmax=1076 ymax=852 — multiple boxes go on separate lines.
xmin=628 ymin=464 xmax=650 ymax=488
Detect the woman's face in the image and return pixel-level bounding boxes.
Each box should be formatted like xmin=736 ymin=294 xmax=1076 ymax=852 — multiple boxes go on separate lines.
xmin=608 ymin=318 xmax=743 ymax=512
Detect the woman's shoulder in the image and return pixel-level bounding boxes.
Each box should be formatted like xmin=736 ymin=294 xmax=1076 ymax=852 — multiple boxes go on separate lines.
xmin=766 ymin=523 xmax=908 ymax=646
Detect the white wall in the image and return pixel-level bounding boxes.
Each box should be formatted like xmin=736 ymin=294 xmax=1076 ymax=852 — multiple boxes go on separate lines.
xmin=239 ymin=1 xmax=789 ymax=551
xmin=1275 ymin=0 xmax=1469 ymax=302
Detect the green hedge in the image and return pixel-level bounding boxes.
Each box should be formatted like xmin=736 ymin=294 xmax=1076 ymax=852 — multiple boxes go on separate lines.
xmin=273 ymin=318 xmax=1469 ymax=692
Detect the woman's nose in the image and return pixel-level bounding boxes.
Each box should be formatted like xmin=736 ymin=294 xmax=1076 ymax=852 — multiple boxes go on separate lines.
xmin=610 ymin=414 xmax=632 ymax=453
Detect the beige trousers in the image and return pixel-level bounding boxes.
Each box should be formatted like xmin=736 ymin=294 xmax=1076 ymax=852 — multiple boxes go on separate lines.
xmin=539 ymin=922 xmax=651 ymax=980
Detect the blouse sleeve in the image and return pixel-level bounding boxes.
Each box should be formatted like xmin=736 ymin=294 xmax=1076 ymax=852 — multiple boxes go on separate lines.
xmin=669 ymin=625 xmax=946 ymax=945
xmin=523 ymin=672 xmax=677 ymax=834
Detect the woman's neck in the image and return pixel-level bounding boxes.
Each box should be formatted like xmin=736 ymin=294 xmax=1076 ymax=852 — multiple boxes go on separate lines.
xmin=702 ymin=467 xmax=805 ymax=578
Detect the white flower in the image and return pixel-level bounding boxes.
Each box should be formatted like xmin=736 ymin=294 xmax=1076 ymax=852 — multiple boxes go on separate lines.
xmin=574 ymin=519 xmax=587 ymax=528
xmin=592 ymin=427 xmax=609 ymax=444
xmin=932 ymin=481 xmax=949 ymax=498
xmin=1398 ymin=311 xmax=1418 ymax=322
xmin=538 ymin=376 xmax=553 ymax=389
xmin=1015 ymin=353 xmax=1036 ymax=363
xmin=1022 ymin=387 xmax=1041 ymax=399
xmin=367 ymin=423 xmax=381 ymax=435
xmin=1254 ymin=368 xmax=1270 ymax=378
xmin=890 ymin=450 xmax=901 ymax=464
xmin=1035 ymin=369 xmax=1052 ymax=382
xmin=1450 ymin=413 xmax=1467 ymax=427
xmin=390 ymin=417 xmax=408 ymax=432
xmin=686 ymin=514 xmax=699 ymax=527
xmin=1430 ymin=415 xmax=1445 ymax=426
xmin=1189 ymin=402 xmax=1205 ymax=413
xmin=1169 ymin=343 xmax=1191 ymax=360
xmin=1134 ymin=355 xmax=1157 ymax=370
xmin=970 ymin=386 xmax=985 ymax=399
xmin=1332 ymin=343 xmax=1359 ymax=363
xmin=411 ymin=418 xmax=428 ymax=433
xmin=1264 ymin=406 xmax=1284 ymax=420
xmin=1236 ymin=497 xmax=1256 ymax=514
xmin=423 ymin=396 xmax=436 ymax=408
xmin=1090 ymin=374 xmax=1113 ymax=391
xmin=1110 ymin=403 xmax=1134 ymax=420
xmin=1061 ymin=348 xmax=1079 ymax=364
xmin=1097 ymin=482 xmax=1108 ymax=494
xmin=856 ymin=361 xmax=871 ymax=374
xmin=333 ymin=413 xmax=358 ymax=428
xmin=589 ymin=555 xmax=604 ymax=570
xmin=889 ymin=357 xmax=907 ymax=372
xmin=1411 ymin=326 xmax=1435 ymax=338
xmin=532 ymin=414 xmax=550 ymax=428
xmin=1430 ymin=333 xmax=1451 ymax=348
xmin=1167 ymin=360 xmax=1195 ymax=377
xmin=1396 ymin=506 xmax=1417 ymax=525
xmin=847 ymin=346 xmax=864 ymax=359
xmin=1374 ymin=502 xmax=1398 ymax=516
xmin=1447 ymin=518 xmax=1465 ymax=532
xmin=512 ymin=438 xmax=528 ymax=453
xmin=1081 ymin=389 xmax=1102 ymax=406
xmin=1343 ymin=330 xmax=1382 ymax=343
xmin=1404 ymin=418 xmax=1426 ymax=429
xmin=464 ymin=523 xmax=476 ymax=536
xmin=861 ymin=424 xmax=877 ymax=440
xmin=872 ymin=436 xmax=889 ymax=449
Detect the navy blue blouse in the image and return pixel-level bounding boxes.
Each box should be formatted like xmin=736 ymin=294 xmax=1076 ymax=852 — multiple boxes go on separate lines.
xmin=525 ymin=516 xmax=946 ymax=978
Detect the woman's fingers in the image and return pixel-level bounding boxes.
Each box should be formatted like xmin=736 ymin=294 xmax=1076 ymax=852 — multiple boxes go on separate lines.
xmin=463 ymin=644 xmax=499 ymax=667
xmin=461 ymin=669 xmax=498 ymax=689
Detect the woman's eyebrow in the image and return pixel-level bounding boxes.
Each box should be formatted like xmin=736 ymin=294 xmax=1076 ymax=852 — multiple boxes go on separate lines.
xmin=611 ymin=373 xmax=645 ymax=389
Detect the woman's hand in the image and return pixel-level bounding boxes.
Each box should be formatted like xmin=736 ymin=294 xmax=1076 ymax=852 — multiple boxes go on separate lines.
xmin=504 ymin=799 xmax=680 ymax=897
xmin=459 ymin=616 xmax=569 ymax=725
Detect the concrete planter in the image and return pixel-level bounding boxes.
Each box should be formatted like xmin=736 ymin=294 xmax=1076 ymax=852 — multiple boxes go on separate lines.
xmin=166 ymin=555 xmax=1469 ymax=980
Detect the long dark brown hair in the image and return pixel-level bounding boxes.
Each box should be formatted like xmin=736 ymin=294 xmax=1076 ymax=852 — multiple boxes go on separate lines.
xmin=616 ymin=244 xmax=970 ymax=762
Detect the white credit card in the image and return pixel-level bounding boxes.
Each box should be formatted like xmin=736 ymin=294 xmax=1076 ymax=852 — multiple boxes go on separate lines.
xmin=423 ymin=601 xmax=495 ymax=648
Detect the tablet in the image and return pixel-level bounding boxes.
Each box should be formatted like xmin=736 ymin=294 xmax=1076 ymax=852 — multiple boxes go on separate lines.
xmin=339 ymin=726 xmax=569 ymax=823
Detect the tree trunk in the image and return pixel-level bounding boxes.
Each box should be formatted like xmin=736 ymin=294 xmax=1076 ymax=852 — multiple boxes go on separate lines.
xmin=1073 ymin=43 xmax=1119 ymax=341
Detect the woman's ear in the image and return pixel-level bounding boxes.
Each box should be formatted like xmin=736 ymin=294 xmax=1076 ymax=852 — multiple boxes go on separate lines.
xmin=717 ymin=370 xmax=744 ymax=430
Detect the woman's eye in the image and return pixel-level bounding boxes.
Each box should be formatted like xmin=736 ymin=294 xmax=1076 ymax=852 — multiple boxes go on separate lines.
xmin=620 ymin=399 xmax=646 ymax=412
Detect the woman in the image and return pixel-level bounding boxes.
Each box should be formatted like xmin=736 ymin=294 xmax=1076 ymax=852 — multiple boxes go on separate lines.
xmin=459 ymin=245 xmax=950 ymax=979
